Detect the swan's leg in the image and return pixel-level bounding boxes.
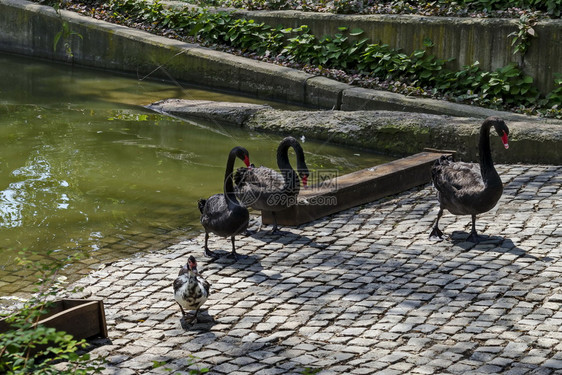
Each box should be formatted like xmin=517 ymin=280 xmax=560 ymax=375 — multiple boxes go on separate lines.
xmin=466 ymin=215 xmax=481 ymax=243
xmin=228 ymin=236 xmax=239 ymax=260
xmin=203 ymin=232 xmax=219 ymax=259
xmin=429 ymin=208 xmax=444 ymax=240
xmin=268 ymin=213 xmax=286 ymax=235
xmin=269 ymin=213 xmax=279 ymax=234
xmin=244 ymin=221 xmax=257 ymax=236
xmin=244 ymin=219 xmax=258 ymax=236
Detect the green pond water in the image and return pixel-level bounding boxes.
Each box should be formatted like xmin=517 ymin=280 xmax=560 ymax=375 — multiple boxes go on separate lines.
xmin=0 ymin=52 xmax=394 ymax=299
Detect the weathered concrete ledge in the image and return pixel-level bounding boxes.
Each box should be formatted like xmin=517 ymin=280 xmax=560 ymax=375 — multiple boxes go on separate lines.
xmin=147 ymin=99 xmax=562 ymax=165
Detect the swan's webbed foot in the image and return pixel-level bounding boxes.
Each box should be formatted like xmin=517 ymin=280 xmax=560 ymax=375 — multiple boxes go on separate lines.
xmin=227 ymin=236 xmax=244 ymax=261
xmin=466 ymin=215 xmax=481 ymax=243
xmin=203 ymin=232 xmax=219 ymax=260
xmin=204 ymin=246 xmax=220 ymax=260
xmin=429 ymin=226 xmax=444 ymax=241
xmin=267 ymin=223 xmax=290 ymax=236
xmin=466 ymin=231 xmax=481 ymax=243
xmin=269 ymin=228 xmax=290 ymax=236
xmin=227 ymin=251 xmax=241 ymax=261
xmin=244 ymin=229 xmax=256 ymax=236
xmin=178 ymin=305 xmax=198 ymax=327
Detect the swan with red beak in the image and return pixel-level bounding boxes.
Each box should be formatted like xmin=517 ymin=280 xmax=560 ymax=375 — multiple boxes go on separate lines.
xmin=430 ymin=116 xmax=510 ymax=243
xmin=234 ymin=136 xmax=309 ymax=234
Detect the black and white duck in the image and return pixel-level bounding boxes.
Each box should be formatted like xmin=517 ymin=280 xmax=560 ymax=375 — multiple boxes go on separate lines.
xmin=173 ymin=255 xmax=211 ymax=324
xmin=430 ymin=116 xmax=510 ymax=243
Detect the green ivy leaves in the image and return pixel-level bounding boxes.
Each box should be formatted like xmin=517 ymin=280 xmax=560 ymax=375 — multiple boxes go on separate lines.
xmin=78 ymin=0 xmax=562 ymax=117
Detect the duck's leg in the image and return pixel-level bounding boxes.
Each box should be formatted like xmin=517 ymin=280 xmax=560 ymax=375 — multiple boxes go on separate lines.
xmin=204 ymin=232 xmax=219 ymax=259
xmin=176 ymin=302 xmax=187 ymax=317
xmin=187 ymin=308 xmax=200 ymax=324
xmin=429 ymin=208 xmax=444 ymax=240
xmin=228 ymin=236 xmax=239 ymax=260
xmin=466 ymin=215 xmax=481 ymax=243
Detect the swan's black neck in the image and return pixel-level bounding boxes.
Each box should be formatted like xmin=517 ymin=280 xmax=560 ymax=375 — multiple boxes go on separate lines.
xmin=277 ymin=138 xmax=298 ymax=171
xmin=223 ymin=148 xmax=240 ymax=201
xmin=277 ymin=137 xmax=305 ymax=189
xmin=478 ymin=120 xmax=499 ymax=183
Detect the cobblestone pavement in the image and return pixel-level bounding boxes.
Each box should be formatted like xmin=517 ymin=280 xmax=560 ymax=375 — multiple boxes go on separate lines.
xmin=66 ymin=164 xmax=562 ymax=375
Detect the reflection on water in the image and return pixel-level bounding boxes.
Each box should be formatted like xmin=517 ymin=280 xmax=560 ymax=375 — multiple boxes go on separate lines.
xmin=0 ymin=52 xmax=394 ymax=298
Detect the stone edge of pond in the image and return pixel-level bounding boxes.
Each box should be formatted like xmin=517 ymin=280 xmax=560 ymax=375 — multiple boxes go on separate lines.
xmin=3 ymin=0 xmax=562 ymax=164
xmin=147 ymin=99 xmax=562 ymax=165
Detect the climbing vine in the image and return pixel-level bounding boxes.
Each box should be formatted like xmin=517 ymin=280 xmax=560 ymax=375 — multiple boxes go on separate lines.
xmin=508 ymin=12 xmax=538 ymax=56
xmin=53 ymin=21 xmax=83 ymax=58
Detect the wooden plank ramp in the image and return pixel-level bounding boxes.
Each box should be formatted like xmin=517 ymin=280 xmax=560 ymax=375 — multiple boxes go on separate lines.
xmin=261 ymin=150 xmax=453 ymax=226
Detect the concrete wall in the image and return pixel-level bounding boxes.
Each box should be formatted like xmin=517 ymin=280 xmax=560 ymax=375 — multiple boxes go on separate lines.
xmin=233 ymin=10 xmax=562 ymax=95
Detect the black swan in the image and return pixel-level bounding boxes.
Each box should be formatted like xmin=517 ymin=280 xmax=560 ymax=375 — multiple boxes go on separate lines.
xmin=234 ymin=136 xmax=309 ymax=234
xmin=173 ymin=255 xmax=211 ymax=324
xmin=430 ymin=116 xmax=509 ymax=243
xmin=198 ymin=146 xmax=250 ymax=259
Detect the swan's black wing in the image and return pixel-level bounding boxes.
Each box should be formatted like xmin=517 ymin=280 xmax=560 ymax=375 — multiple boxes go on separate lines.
xmin=200 ymin=193 xmax=249 ymax=237
xmin=235 ymin=166 xmax=286 ymax=209
xmin=235 ymin=166 xmax=284 ymax=191
xmin=173 ymin=277 xmax=183 ymax=292
xmin=432 ymin=159 xmax=490 ymax=215
xmin=435 ymin=163 xmax=483 ymax=191
xmin=200 ymin=194 xmax=229 ymax=224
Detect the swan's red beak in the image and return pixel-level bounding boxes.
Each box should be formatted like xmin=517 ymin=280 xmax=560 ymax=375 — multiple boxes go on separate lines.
xmin=243 ymin=155 xmax=250 ymax=167
xmin=501 ymin=131 xmax=509 ymax=149
xmin=301 ymin=175 xmax=308 ymax=188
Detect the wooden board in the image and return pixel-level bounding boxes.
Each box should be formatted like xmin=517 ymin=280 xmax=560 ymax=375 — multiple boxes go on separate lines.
xmin=261 ymin=151 xmax=452 ymax=226
xmin=0 ymin=299 xmax=108 ymax=340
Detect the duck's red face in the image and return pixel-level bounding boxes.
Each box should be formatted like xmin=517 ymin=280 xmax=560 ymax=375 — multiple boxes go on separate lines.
xmin=188 ymin=258 xmax=197 ymax=271
xmin=501 ymin=130 xmax=509 ymax=149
